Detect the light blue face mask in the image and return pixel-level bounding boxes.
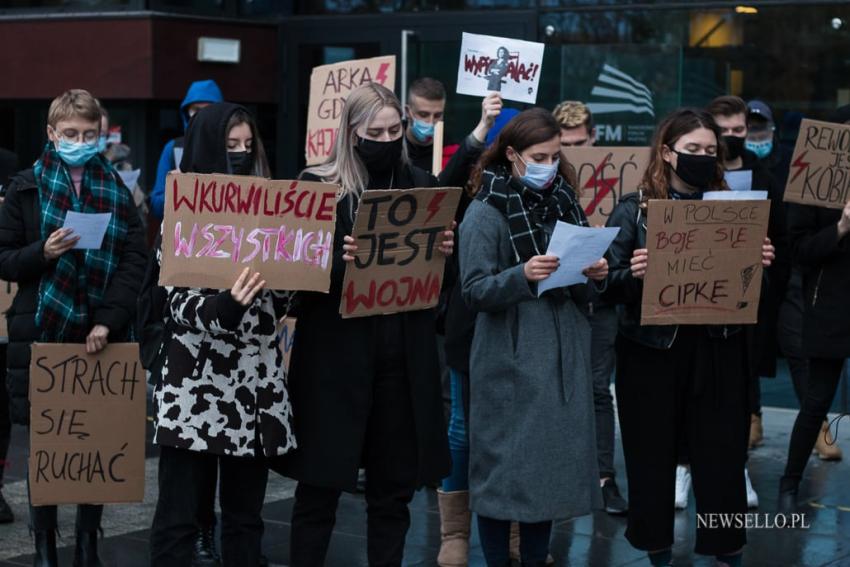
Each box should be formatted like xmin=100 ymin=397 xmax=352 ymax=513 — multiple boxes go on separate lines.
xmin=517 ymin=155 xmax=559 ymax=190
xmin=745 ymin=138 xmax=773 ymax=160
xmin=55 ymin=138 xmax=99 ymax=167
xmin=410 ymin=118 xmax=435 ymax=143
xmin=97 ymin=135 xmax=108 ymax=154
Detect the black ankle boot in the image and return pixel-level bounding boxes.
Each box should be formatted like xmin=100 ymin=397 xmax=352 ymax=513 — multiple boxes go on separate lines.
xmin=0 ymin=490 xmax=14 ymax=524
xmin=33 ymin=530 xmax=58 ymax=567
xmin=73 ymin=531 xmax=104 ymax=567
xmin=192 ymin=525 xmax=221 ymax=567
xmin=778 ymin=476 xmax=799 ymax=513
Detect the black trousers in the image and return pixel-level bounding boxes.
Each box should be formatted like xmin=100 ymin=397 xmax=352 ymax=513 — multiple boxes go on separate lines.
xmin=290 ymin=352 xmax=419 ymax=567
xmin=616 ymin=328 xmax=749 ymax=556
xmin=782 ymin=357 xmax=845 ymax=483
xmin=150 ymin=446 xmax=268 ymax=567
xmin=0 ymin=345 xmax=9 ymax=488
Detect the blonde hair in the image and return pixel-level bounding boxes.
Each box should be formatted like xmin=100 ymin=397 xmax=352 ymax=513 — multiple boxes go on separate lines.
xmin=552 ymin=100 xmax=593 ymax=133
xmin=305 ymin=82 xmax=408 ymax=203
xmin=48 ymin=89 xmax=102 ymax=128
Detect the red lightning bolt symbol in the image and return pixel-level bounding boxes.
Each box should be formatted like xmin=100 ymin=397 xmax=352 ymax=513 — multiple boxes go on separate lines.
xmin=375 ymin=63 xmax=390 ymax=86
xmin=425 ymin=191 xmax=446 ymax=224
xmin=583 ymin=155 xmax=618 ymax=215
xmin=789 ymin=150 xmax=810 ymax=184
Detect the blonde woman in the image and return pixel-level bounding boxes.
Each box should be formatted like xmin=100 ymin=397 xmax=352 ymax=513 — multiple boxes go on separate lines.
xmin=278 ymin=83 xmax=454 ymax=566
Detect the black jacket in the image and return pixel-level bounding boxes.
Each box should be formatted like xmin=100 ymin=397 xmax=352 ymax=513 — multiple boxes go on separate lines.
xmin=406 ymin=133 xmax=485 ymax=189
xmin=603 ymin=192 xmax=743 ymax=350
xmin=0 ymin=169 xmax=147 ymax=425
xmin=787 ymin=203 xmax=850 ymax=359
xmin=274 ymin=162 xmax=451 ymax=491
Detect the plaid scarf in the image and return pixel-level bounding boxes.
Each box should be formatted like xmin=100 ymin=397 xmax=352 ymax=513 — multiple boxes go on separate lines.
xmin=34 ymin=143 xmax=130 ymax=342
xmin=476 ymin=166 xmax=588 ymax=263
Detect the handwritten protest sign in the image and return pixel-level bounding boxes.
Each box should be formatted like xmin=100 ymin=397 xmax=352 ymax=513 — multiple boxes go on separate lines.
xmin=784 ymin=118 xmax=850 ymax=209
xmin=279 ymin=318 xmax=296 ymax=372
xmin=305 ymin=55 xmax=396 ymax=166
xmin=641 ymin=199 xmax=770 ymax=326
xmin=562 ymin=147 xmax=651 ymax=226
xmin=0 ymin=281 xmax=16 ymax=337
xmin=340 ymin=187 xmax=461 ymax=318
xmin=29 ymin=343 xmax=145 ymax=505
xmin=160 ymin=172 xmax=337 ymax=292
xmin=456 ymin=33 xmax=544 ymax=104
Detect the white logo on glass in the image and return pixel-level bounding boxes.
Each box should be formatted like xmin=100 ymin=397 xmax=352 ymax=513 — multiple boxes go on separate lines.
xmin=586 ymin=64 xmax=655 ymax=117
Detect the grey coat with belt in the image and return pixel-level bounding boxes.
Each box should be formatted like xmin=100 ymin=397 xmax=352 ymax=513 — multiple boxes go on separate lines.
xmin=459 ymin=198 xmax=602 ymax=523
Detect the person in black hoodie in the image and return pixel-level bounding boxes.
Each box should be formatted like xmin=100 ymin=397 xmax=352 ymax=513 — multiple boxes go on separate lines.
xmin=603 ymin=108 xmax=774 ymax=567
xmin=149 ymin=102 xmax=293 ymax=567
xmin=278 ymin=82 xmax=453 ymax=567
xmin=0 ymin=146 xmax=17 ymax=526
xmin=0 ymin=89 xmax=147 ymax=566
xmin=778 ymin=106 xmax=850 ymax=510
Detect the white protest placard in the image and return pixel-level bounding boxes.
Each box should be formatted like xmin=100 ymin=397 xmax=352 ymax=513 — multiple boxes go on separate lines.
xmin=118 ymin=169 xmax=141 ymax=191
xmin=724 ymin=170 xmax=753 ymax=192
xmin=704 ymin=191 xmax=768 ymax=201
xmin=62 ymin=212 xmax=112 ymax=250
xmin=456 ymin=33 xmax=544 ymax=104
xmin=537 ymin=222 xmax=620 ymax=296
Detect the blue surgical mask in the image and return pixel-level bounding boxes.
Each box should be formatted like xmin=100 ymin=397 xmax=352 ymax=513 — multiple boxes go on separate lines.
xmin=745 ymin=138 xmax=773 ymax=160
xmin=516 ymin=155 xmax=558 ymax=190
xmin=55 ymin=139 xmax=99 ymax=167
xmin=410 ymin=118 xmax=435 ymax=143
xmin=97 ymin=135 xmax=108 ymax=154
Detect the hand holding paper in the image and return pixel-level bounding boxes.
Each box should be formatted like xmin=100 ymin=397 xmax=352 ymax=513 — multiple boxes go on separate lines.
xmin=537 ymin=222 xmax=620 ymax=296
xmin=62 ymin=211 xmax=112 ymax=250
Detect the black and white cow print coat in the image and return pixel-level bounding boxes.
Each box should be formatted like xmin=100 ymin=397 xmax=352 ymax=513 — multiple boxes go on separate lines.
xmin=153 ymin=285 xmax=297 ymax=458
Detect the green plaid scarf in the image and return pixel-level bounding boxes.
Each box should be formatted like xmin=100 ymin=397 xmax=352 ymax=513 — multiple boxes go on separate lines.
xmin=35 ymin=143 xmax=130 ymax=342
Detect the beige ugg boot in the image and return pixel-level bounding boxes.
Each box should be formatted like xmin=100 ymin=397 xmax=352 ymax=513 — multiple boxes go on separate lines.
xmin=814 ymin=420 xmax=843 ymax=461
xmin=749 ymin=414 xmax=764 ymax=449
xmin=437 ymin=490 xmax=471 ymax=567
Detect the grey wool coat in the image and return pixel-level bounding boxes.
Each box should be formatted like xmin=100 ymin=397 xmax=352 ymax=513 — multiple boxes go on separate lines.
xmin=459 ymin=199 xmax=602 ymax=523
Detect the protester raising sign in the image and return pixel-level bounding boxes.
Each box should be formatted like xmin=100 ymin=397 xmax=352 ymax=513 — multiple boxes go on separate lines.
xmin=784 ymin=118 xmax=850 ymax=209
xmin=29 ymin=343 xmax=145 ymax=505
xmin=456 ymin=33 xmax=544 ymax=104
xmin=160 ymin=172 xmax=337 ymax=292
xmin=562 ymin=147 xmax=651 ymax=226
xmin=340 ymin=187 xmax=461 ymax=318
xmin=0 ymin=280 xmax=16 ymax=337
xmin=305 ymin=55 xmax=396 ymax=166
xmin=640 ymin=198 xmax=770 ymax=326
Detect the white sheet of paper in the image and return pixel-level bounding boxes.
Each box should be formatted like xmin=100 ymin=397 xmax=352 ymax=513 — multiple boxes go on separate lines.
xmin=117 ymin=169 xmax=141 ymax=191
xmin=537 ymin=222 xmax=620 ymax=297
xmin=724 ymin=169 xmax=753 ymax=191
xmin=456 ymin=32 xmax=545 ymax=104
xmin=703 ymin=190 xmax=768 ymax=201
xmin=62 ymin=211 xmax=112 ymax=249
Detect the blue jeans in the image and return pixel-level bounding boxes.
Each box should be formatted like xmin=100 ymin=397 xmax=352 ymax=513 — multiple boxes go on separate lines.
xmin=441 ymin=369 xmax=469 ymax=492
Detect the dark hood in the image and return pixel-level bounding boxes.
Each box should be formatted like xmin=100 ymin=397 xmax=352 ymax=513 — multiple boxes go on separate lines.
xmin=179 ymin=102 xmax=247 ymax=175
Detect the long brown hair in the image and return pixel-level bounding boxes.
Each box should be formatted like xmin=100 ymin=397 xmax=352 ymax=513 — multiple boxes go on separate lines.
xmin=469 ymin=107 xmax=576 ymax=195
xmin=640 ymin=107 xmax=727 ymax=201
xmin=226 ymin=108 xmax=271 ymax=178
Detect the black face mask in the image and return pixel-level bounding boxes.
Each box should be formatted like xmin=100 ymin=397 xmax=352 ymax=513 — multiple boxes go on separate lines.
xmin=355 ymin=137 xmax=403 ymax=173
xmin=672 ymin=151 xmax=717 ymax=190
xmin=722 ymin=135 xmax=746 ymax=161
xmin=228 ymin=151 xmax=252 ymax=175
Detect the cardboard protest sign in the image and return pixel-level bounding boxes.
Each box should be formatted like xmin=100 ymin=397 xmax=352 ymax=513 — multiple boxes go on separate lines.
xmin=279 ymin=318 xmax=296 ymax=372
xmin=562 ymin=147 xmax=651 ymax=226
xmin=305 ymin=55 xmax=396 ymax=166
xmin=160 ymin=172 xmax=338 ymax=292
xmin=0 ymin=281 xmax=16 ymax=337
xmin=784 ymin=118 xmax=850 ymax=209
xmin=456 ymin=33 xmax=544 ymax=104
xmin=29 ymin=343 xmax=145 ymax=505
xmin=640 ymin=199 xmax=770 ymax=326
xmin=340 ymin=187 xmax=461 ymax=318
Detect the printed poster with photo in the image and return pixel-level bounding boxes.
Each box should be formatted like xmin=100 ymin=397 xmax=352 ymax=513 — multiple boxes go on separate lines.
xmin=455 ymin=33 xmax=544 ymax=104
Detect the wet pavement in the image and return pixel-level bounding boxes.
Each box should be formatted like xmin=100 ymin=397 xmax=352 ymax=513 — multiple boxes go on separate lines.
xmin=1 ymin=368 xmax=849 ymax=566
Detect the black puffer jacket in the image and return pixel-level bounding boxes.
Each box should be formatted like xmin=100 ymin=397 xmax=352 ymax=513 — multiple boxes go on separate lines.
xmin=0 ymin=169 xmax=147 ymax=425
xmin=787 ymin=202 xmax=850 ymax=359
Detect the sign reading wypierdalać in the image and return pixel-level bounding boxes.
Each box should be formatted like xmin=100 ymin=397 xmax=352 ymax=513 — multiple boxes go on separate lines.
xmin=784 ymin=118 xmax=850 ymax=209
xmin=640 ymin=199 xmax=770 ymax=326
xmin=305 ymin=55 xmax=396 ymax=166
xmin=340 ymin=188 xmax=461 ymax=318
xmin=160 ymin=172 xmax=338 ymax=292
xmin=29 ymin=343 xmax=145 ymax=505
xmin=456 ymin=32 xmax=544 ymax=104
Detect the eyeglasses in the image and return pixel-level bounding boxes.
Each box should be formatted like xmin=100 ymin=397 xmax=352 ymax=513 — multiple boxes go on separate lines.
xmin=52 ymin=127 xmax=99 ymax=145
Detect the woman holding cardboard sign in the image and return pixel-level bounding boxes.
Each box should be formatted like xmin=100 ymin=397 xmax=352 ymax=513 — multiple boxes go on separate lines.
xmin=149 ymin=103 xmax=295 ymax=567
xmin=603 ymin=108 xmax=775 ymax=567
xmin=458 ymin=108 xmax=607 ymax=566
xmin=277 ymin=82 xmax=454 ymax=567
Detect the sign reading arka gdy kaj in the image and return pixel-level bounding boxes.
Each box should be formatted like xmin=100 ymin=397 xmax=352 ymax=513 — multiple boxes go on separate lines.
xmin=160 ymin=172 xmax=338 ymax=292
